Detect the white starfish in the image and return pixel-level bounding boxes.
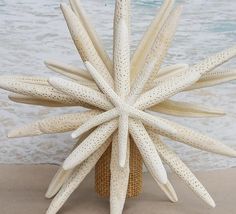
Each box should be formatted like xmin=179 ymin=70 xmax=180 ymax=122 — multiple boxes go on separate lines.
xmin=0 ymin=0 xmax=236 ymax=214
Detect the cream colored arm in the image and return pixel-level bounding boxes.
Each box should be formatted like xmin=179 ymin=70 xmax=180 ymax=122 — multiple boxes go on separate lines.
xmin=46 ymin=139 xmax=111 ymax=214
xmin=0 ymin=78 xmax=86 ymax=106
xmin=131 ymin=0 xmax=175 ymax=78
xmin=45 ymin=130 xmax=93 ymax=199
xmin=187 ymin=68 xmax=236 ymax=90
xmin=148 ymin=130 xmax=215 ymax=207
xmin=69 ymin=0 xmax=112 ymax=72
xmin=61 ymin=3 xmax=114 ymax=87
xmin=150 ymin=100 xmax=225 ymax=118
xmin=63 ymin=120 xmax=118 ymax=170
xmin=48 ymin=77 xmax=113 ymax=110
xmin=7 ymin=110 xmax=100 ymax=138
xmin=129 ymin=119 xmax=167 ymax=184
xmin=135 ymin=46 xmax=236 ymax=110
xmin=110 ymin=133 xmax=130 ymax=214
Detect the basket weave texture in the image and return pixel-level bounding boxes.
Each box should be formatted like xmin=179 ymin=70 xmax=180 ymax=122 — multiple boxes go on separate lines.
xmin=95 ymin=137 xmax=143 ymax=198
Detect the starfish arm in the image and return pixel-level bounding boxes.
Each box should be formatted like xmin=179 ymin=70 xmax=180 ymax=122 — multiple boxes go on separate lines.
xmin=134 ymin=68 xmax=199 ymax=109
xmin=146 ymin=64 xmax=189 ymax=90
xmin=154 ymin=67 xmax=236 ymax=91
xmin=155 ymin=180 xmax=178 ymax=203
xmin=186 ymin=68 xmax=236 ymax=91
xmin=85 ymin=61 xmax=122 ymax=106
xmin=8 ymin=110 xmax=100 ymax=138
xmin=60 ymin=3 xmax=114 ymax=87
xmin=148 ymin=130 xmax=216 ymax=207
xmin=128 ymin=107 xmax=176 ymax=135
xmin=46 ymin=139 xmax=111 ymax=214
xmin=129 ymin=121 xmax=177 ymax=202
xmin=71 ymin=108 xmax=119 ymax=139
xmin=69 ymin=0 xmax=112 ymax=72
xmin=118 ymin=114 xmax=129 ymax=167
xmin=113 ymin=2 xmax=130 ymax=168
xmin=191 ymin=46 xmax=236 ymax=76
xmin=131 ymin=0 xmax=174 ymax=78
xmin=114 ymin=0 xmax=130 ymax=30
xmin=129 ymin=119 xmax=167 ymax=184
xmin=129 ymin=61 xmax=156 ymax=104
xmin=45 ymin=130 xmax=93 ymax=199
xmin=8 ymin=94 xmax=77 ymax=107
xmin=45 ymin=59 xmax=92 ymax=80
xmin=147 ymin=119 xmax=236 ymax=157
xmin=158 ymin=63 xmax=189 ymax=76
xmin=113 ymin=16 xmax=130 ymax=98
xmin=0 ymin=78 xmax=86 ymax=106
xmin=129 ymin=5 xmax=182 ymax=103
xmin=48 ymin=77 xmax=113 ymax=110
xmin=0 ymin=75 xmax=48 ymax=85
xmin=45 ymin=167 xmax=73 ymax=199
xmin=135 ymin=46 xmax=236 ymax=110
xmin=152 ymin=67 xmax=236 ymax=92
xmin=63 ymin=120 xmax=118 ymax=170
xmin=110 ymin=132 xmax=130 ymax=214
xmin=45 ymin=60 xmax=97 ymax=89
xmin=130 ymin=123 xmax=177 ymax=203
xmin=147 ymin=5 xmax=183 ymax=82
xmin=150 ymin=100 xmax=225 ymax=118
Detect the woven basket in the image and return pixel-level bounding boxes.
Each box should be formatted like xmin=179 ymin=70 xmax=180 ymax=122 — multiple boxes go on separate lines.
xmin=95 ymin=136 xmax=143 ymax=198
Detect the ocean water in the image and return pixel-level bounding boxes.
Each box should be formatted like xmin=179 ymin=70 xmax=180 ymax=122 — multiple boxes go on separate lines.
xmin=0 ymin=0 xmax=235 ymax=170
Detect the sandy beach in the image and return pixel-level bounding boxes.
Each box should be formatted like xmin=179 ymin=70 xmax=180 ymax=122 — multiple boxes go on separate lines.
xmin=0 ymin=164 xmax=235 ymax=214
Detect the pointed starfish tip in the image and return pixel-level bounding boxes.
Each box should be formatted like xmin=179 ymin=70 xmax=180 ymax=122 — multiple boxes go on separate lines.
xmin=60 ymin=3 xmax=67 ymax=9
xmin=45 ymin=190 xmax=53 ymax=199
xmin=62 ymin=161 xmax=72 ymax=171
xmin=172 ymin=195 xmax=178 ymax=203
xmin=162 ymin=181 xmax=179 ymax=203
xmin=44 ymin=59 xmax=56 ymax=67
xmin=232 ymin=150 xmax=236 ymax=157
xmin=168 ymin=189 xmax=178 ymax=203
xmin=207 ymin=197 xmax=216 ymax=208
xmin=44 ymin=60 xmax=49 ymax=66
xmin=71 ymin=132 xmax=78 ymax=139
xmin=223 ymin=147 xmax=236 ymax=157
xmin=219 ymin=111 xmax=226 ymax=116
xmin=7 ymin=130 xmax=16 ymax=138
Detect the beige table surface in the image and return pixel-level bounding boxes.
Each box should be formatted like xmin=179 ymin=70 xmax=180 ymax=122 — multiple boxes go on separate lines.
xmin=0 ymin=164 xmax=235 ymax=214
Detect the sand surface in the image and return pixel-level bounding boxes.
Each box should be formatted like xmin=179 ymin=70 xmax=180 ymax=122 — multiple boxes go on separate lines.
xmin=0 ymin=164 xmax=235 ymax=214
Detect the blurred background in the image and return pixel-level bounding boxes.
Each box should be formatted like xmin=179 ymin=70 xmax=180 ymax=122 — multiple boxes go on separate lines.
xmin=0 ymin=0 xmax=235 ymax=170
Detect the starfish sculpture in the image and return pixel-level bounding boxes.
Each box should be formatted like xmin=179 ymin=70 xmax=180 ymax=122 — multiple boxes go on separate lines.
xmin=0 ymin=0 xmax=236 ymax=213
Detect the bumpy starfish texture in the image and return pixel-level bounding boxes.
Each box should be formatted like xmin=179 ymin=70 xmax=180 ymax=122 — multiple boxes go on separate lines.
xmin=0 ymin=0 xmax=236 ymax=213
